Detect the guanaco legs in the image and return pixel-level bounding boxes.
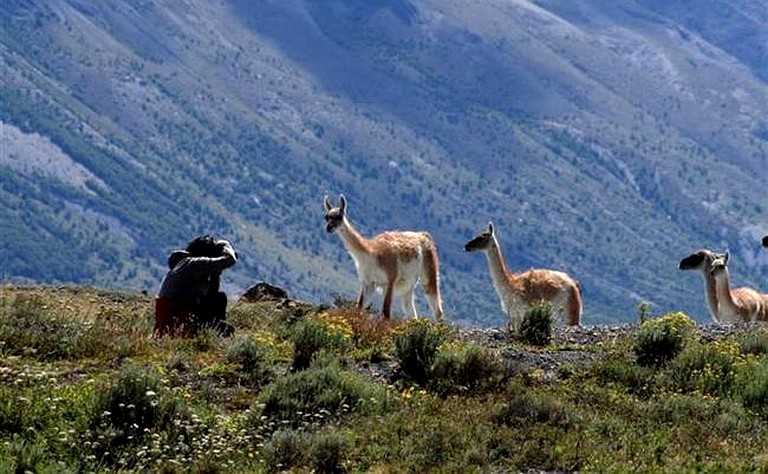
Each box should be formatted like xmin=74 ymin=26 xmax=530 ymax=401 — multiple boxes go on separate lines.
xmin=708 ymin=252 xmax=766 ymax=322
xmin=464 ymin=222 xmax=582 ymax=329
xmin=323 ymin=195 xmax=443 ymax=321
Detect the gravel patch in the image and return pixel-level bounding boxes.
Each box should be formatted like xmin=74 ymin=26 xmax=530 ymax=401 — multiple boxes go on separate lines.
xmin=354 ymin=319 xmax=768 ymax=386
xmin=450 ymin=322 xmax=767 ymax=380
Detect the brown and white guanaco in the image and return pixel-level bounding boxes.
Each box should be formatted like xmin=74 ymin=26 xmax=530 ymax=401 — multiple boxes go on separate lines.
xmin=464 ymin=222 xmax=582 ymax=330
xmin=679 ymin=249 xmax=727 ymax=322
xmin=708 ymin=252 xmax=766 ymax=322
xmin=324 ymin=194 xmax=443 ymax=321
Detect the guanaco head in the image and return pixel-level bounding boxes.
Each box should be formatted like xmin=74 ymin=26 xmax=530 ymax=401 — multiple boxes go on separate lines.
xmin=709 ymin=252 xmax=730 ymax=277
xmin=679 ymin=249 xmax=726 ymax=272
xmin=464 ymin=222 xmax=496 ymax=252
xmin=323 ymin=194 xmax=347 ymax=233
xmin=762 ymin=235 xmax=768 ymax=248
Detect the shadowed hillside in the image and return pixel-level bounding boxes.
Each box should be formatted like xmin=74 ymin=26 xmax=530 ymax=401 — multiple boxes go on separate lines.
xmin=1 ymin=0 xmax=766 ymax=325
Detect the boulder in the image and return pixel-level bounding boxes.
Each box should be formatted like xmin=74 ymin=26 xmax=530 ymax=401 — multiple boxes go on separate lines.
xmin=240 ymin=282 xmax=289 ymax=302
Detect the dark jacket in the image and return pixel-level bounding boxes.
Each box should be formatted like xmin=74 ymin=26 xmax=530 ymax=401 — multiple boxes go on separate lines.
xmin=157 ymin=240 xmax=237 ymax=301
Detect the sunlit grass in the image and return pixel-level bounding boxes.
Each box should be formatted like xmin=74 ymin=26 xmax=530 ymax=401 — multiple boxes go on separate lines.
xmin=3 ymin=284 xmax=768 ymax=472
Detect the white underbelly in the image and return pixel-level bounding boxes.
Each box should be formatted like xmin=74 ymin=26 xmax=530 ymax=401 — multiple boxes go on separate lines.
xmin=360 ymin=257 xmax=422 ymax=295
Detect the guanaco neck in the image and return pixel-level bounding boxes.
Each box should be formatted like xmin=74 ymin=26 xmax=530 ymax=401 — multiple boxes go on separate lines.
xmin=713 ymin=268 xmax=741 ymax=316
xmin=702 ymin=272 xmax=720 ymax=321
xmin=337 ymin=218 xmax=371 ymax=258
xmin=484 ymin=237 xmax=513 ymax=294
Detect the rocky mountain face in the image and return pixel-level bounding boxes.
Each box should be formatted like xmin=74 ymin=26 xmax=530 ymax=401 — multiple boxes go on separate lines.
xmin=1 ymin=0 xmax=766 ymax=325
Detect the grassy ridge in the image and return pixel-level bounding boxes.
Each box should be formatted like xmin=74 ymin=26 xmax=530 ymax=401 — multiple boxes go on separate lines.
xmin=3 ymin=284 xmax=768 ymax=472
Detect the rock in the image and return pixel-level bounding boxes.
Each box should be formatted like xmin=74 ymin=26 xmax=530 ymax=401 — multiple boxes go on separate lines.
xmin=240 ymin=282 xmax=289 ymax=302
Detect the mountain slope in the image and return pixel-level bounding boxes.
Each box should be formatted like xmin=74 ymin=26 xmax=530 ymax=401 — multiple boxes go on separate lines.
xmin=1 ymin=0 xmax=766 ymax=325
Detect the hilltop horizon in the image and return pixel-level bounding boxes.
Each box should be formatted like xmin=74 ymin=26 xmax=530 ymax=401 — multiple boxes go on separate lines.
xmin=1 ymin=0 xmax=767 ymax=325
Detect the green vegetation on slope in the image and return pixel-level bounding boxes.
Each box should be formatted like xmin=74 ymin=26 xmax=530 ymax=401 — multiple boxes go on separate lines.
xmin=4 ymin=285 xmax=768 ymax=472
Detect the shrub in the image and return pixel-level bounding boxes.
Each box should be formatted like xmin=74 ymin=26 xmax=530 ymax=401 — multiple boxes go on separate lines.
xmin=273 ymin=301 xmax=317 ymax=328
xmin=310 ymin=430 xmax=352 ymax=473
xmin=227 ymin=334 xmax=265 ymax=371
xmin=668 ymin=341 xmax=739 ymax=397
xmin=739 ymin=363 xmax=768 ymax=419
xmin=637 ymin=301 xmax=653 ymax=324
xmin=0 ymin=387 xmax=72 ymax=442
xmin=1 ymin=438 xmax=49 ymax=474
xmin=492 ymin=386 xmax=577 ymax=430
xmin=226 ymin=333 xmax=276 ymax=386
xmin=262 ymin=429 xmax=311 ymax=472
xmin=393 ymin=318 xmax=451 ymax=385
xmin=591 ymin=356 xmax=657 ymax=398
xmin=258 ymin=359 xmax=392 ymax=426
xmin=0 ymin=388 xmax=24 ymax=435
xmin=430 ymin=342 xmax=505 ymax=395
xmin=648 ymin=392 xmax=749 ymax=434
xmin=518 ymin=301 xmax=553 ymax=346
xmin=93 ymin=363 xmax=184 ymax=451
xmin=398 ymin=414 xmax=481 ymax=472
xmin=740 ymin=331 xmax=768 ymax=356
xmin=292 ymin=314 xmax=352 ymax=371
xmin=634 ymin=312 xmax=694 ymax=367
xmin=333 ymin=307 xmax=400 ymax=362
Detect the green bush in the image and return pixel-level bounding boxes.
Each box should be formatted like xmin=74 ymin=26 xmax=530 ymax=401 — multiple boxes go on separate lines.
xmin=0 ymin=382 xmax=101 ymax=453
xmin=492 ymin=386 xmax=577 ymax=430
xmin=393 ymin=318 xmax=451 ymax=385
xmin=0 ymin=438 xmax=49 ymax=474
xmin=262 ymin=429 xmax=311 ymax=472
xmin=740 ymin=331 xmax=768 ymax=356
xmin=648 ymin=393 xmax=748 ymax=433
xmin=739 ymin=364 xmax=768 ymax=419
xmin=591 ymin=356 xmax=657 ymax=398
xmin=226 ymin=334 xmax=274 ymax=386
xmin=258 ymin=359 xmax=392 ymax=426
xmin=93 ymin=363 xmax=184 ymax=451
xmin=668 ymin=342 xmax=739 ymax=397
xmin=397 ymin=413 xmax=484 ymax=472
xmin=310 ymin=430 xmax=352 ymax=473
xmin=0 ymin=388 xmax=24 ymax=435
xmin=518 ymin=301 xmax=553 ymax=346
xmin=634 ymin=312 xmax=694 ymax=367
xmin=292 ymin=317 xmax=351 ymax=371
xmin=430 ymin=342 xmax=505 ymax=395
xmin=637 ymin=301 xmax=653 ymax=324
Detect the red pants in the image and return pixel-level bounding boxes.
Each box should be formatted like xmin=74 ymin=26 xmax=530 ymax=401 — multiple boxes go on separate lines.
xmin=154 ymin=297 xmax=198 ymax=337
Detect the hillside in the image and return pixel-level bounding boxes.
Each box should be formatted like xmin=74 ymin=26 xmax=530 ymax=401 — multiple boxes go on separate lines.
xmin=1 ymin=0 xmax=767 ymax=326
xmin=5 ymin=284 xmax=768 ymax=472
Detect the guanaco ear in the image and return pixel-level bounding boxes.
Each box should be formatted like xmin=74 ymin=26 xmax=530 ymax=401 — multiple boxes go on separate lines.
xmin=324 ymin=195 xmax=333 ymax=212
xmin=339 ymin=194 xmax=347 ymax=214
xmin=487 ymin=221 xmax=494 ymax=235
xmin=724 ymin=251 xmax=730 ymax=264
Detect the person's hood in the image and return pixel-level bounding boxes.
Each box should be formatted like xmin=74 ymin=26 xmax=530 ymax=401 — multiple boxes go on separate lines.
xmin=167 ymin=250 xmax=190 ymax=269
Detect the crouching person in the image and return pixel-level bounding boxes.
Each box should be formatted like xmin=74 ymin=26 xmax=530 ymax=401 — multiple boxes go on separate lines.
xmin=154 ymin=235 xmax=237 ymax=337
